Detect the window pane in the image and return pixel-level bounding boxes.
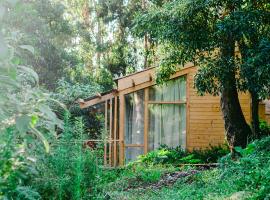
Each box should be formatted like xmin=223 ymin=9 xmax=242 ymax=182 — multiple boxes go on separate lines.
xmin=149 ymin=76 xmax=186 ymax=101
xmin=124 ymin=89 xmax=144 ymax=145
xmin=148 ymin=104 xmax=186 ymax=151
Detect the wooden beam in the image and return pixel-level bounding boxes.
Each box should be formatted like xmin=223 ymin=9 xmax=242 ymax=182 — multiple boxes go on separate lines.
xmin=144 ymin=88 xmax=149 ymax=154
xmin=149 ymin=74 xmax=152 ymax=82
xmin=132 ymin=79 xmax=136 ymax=87
xmin=118 ymin=66 xmax=195 ymax=96
xmin=117 ymin=63 xmax=195 ymax=92
xmin=104 ymin=100 xmax=108 ymax=166
xmin=148 ymin=100 xmax=186 ymax=104
xmin=109 ymin=98 xmax=113 ymax=166
xmin=119 ymin=94 xmax=125 ymax=166
xmin=96 ymin=92 xmax=102 ymax=98
xmin=113 ymin=96 xmax=118 ymax=167
xmin=185 ymin=74 xmax=189 ymax=150
xmin=79 ymin=92 xmax=116 ymax=109
xmin=125 ymin=144 xmax=144 ymax=147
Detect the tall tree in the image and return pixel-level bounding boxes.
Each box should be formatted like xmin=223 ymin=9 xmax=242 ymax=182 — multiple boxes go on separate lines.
xmin=133 ymin=0 xmax=270 ymax=148
xmin=63 ymin=0 xmax=145 ymax=77
xmin=2 ymin=0 xmax=76 ymax=90
xmin=236 ymin=1 xmax=270 ymax=138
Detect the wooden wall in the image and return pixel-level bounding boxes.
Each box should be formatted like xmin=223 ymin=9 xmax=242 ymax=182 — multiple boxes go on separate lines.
xmin=186 ymin=67 xmax=251 ymax=150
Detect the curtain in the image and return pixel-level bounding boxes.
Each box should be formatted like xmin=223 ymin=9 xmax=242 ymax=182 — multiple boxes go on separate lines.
xmin=148 ymin=76 xmax=186 ymax=150
xmin=124 ymin=89 xmax=144 ymax=162
xmin=149 ymin=76 xmax=186 ymax=101
xmin=148 ymin=104 xmax=186 ymax=150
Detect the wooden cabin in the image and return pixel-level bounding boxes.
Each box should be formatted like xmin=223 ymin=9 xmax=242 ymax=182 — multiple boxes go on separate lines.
xmin=79 ymin=63 xmax=269 ymax=166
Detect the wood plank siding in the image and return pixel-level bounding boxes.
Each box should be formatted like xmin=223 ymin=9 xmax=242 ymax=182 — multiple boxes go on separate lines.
xmin=187 ymin=67 xmax=251 ymax=150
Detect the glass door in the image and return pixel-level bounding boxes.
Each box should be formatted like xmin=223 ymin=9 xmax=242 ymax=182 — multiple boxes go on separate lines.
xmin=124 ymin=89 xmax=145 ymax=163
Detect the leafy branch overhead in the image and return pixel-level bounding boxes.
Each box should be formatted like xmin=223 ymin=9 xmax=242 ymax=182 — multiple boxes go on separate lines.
xmin=134 ymin=0 xmax=270 ymax=146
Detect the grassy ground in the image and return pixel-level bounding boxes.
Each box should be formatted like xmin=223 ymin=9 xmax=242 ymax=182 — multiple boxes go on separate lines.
xmin=95 ymin=137 xmax=270 ymax=200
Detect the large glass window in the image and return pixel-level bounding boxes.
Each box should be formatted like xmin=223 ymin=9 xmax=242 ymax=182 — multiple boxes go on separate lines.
xmin=123 ymin=76 xmax=187 ymax=163
xmin=148 ymin=76 xmax=186 ymax=150
xmin=148 ymin=104 xmax=186 ymax=150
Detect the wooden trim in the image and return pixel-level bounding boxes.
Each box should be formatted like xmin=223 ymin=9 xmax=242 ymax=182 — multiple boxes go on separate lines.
xmin=144 ymin=88 xmax=149 ymax=154
xmin=104 ymin=100 xmax=108 ymax=165
xmin=105 ymin=100 xmax=108 ymax=135
xmin=125 ymin=144 xmax=144 ymax=147
xmin=185 ymin=74 xmax=190 ymax=150
xmin=113 ymin=96 xmax=118 ymax=167
xmin=118 ymin=66 xmax=195 ymax=96
xmin=119 ymin=94 xmax=125 ymax=166
xmin=79 ymin=92 xmax=116 ymax=109
xmin=109 ymin=98 xmax=113 ymax=166
xmin=117 ymin=63 xmax=194 ymax=91
xmin=80 ymin=65 xmax=195 ymax=109
xmin=148 ymin=100 xmax=186 ymax=104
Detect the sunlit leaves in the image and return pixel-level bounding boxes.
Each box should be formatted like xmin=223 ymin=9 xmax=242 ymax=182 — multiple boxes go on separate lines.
xmin=17 ymin=65 xmax=39 ymax=85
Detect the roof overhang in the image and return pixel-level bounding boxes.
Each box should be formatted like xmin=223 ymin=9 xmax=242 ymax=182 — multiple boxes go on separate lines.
xmin=79 ymin=62 xmax=195 ymax=109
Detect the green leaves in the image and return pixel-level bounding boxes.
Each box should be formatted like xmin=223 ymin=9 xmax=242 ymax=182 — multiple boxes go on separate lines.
xmin=15 ymin=115 xmax=31 ymax=134
xmin=18 ymin=65 xmax=39 ymax=85
xmin=0 ymin=7 xmax=62 ymax=155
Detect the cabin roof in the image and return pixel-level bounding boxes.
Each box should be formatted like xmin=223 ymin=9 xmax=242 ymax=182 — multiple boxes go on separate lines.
xmin=79 ymin=63 xmax=195 ymax=109
xmin=113 ymin=67 xmax=155 ymax=81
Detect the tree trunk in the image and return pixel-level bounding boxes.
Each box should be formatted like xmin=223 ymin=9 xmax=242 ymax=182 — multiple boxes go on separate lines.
xmin=221 ymin=79 xmax=252 ymax=148
xmin=142 ymin=0 xmax=149 ymax=68
xmin=251 ymin=92 xmax=260 ymax=139
xmin=220 ymin=44 xmax=252 ymax=149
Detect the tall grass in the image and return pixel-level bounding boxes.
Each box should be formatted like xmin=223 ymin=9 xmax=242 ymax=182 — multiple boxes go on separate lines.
xmin=33 ymin=113 xmax=98 ymax=200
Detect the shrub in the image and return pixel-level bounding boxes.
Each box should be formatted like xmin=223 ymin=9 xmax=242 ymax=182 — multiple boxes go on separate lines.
xmin=259 ymin=119 xmax=270 ymax=137
xmin=0 ymin=127 xmax=40 ymax=200
xmin=33 ymin=115 xmax=99 ymax=200
xmin=133 ymin=145 xmax=229 ymax=166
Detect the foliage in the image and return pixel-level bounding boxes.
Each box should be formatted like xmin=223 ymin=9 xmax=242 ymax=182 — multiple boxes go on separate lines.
xmin=103 ymin=137 xmax=270 ymax=200
xmin=259 ymin=120 xmax=270 ymax=137
xmin=2 ymin=0 xmax=76 ymax=90
xmin=0 ymin=127 xmax=41 ymax=200
xmin=0 ymin=1 xmax=64 ymax=153
xmin=132 ymin=145 xmax=229 ymax=166
xmin=33 ymin=115 xmax=99 ymax=200
xmin=61 ymin=0 xmax=145 ymax=78
xmin=133 ymin=0 xmax=270 ymax=146
xmin=53 ymin=65 xmax=110 ymax=139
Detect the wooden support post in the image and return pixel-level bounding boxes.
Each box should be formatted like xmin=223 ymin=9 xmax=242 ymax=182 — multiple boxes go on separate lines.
xmin=104 ymin=100 xmax=108 ymax=166
xmin=144 ymin=88 xmax=149 ymax=154
xmin=109 ymin=98 xmax=113 ymax=166
xmin=119 ymin=94 xmax=125 ymax=165
xmin=185 ymin=75 xmax=189 ymax=150
xmin=113 ymin=96 xmax=118 ymax=167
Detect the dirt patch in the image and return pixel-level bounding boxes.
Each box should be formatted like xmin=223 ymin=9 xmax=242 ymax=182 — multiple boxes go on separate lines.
xmin=123 ymin=164 xmax=218 ymax=191
xmin=123 ymin=169 xmax=198 ymax=191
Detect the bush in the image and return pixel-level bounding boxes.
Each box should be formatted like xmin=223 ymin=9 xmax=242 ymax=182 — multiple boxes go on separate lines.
xmin=219 ymin=136 xmax=270 ymax=199
xmin=33 ymin=115 xmax=99 ymax=200
xmin=0 ymin=127 xmax=40 ymax=200
xmin=133 ymin=145 xmax=229 ymax=166
xmin=106 ymin=137 xmax=270 ymax=199
xmin=259 ymin=120 xmax=270 ymax=137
